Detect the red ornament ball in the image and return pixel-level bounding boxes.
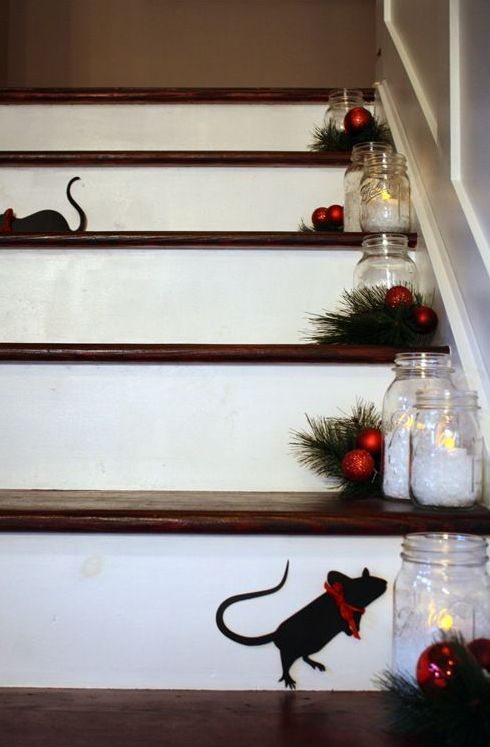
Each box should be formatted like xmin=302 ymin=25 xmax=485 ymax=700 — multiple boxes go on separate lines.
xmin=385 ymin=285 xmax=414 ymax=310
xmin=327 ymin=204 xmax=344 ymax=227
xmin=356 ymin=428 xmax=383 ymax=457
xmin=311 ymin=207 xmax=330 ymax=229
xmin=341 ymin=449 xmax=375 ymax=483
xmin=411 ymin=305 xmax=438 ymax=334
xmin=468 ymin=638 xmax=490 ymax=673
xmin=344 ymin=106 xmax=374 ymax=135
xmin=416 ymin=642 xmax=460 ymax=695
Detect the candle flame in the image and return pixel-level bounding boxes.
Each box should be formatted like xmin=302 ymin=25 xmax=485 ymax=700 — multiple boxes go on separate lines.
xmin=439 ymin=431 xmax=456 ymax=449
xmin=428 ymin=602 xmax=454 ymax=631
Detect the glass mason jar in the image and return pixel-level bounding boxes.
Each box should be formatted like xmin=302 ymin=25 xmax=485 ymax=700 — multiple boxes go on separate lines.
xmin=382 ymin=353 xmax=455 ymax=501
xmin=324 ymin=88 xmax=365 ymax=131
xmin=410 ymin=390 xmax=482 ymax=508
xmin=360 ymin=152 xmax=410 ymax=232
xmin=344 ymin=142 xmax=393 ymax=232
xmin=354 ymin=233 xmax=418 ymax=290
xmin=393 ymin=533 xmax=490 ymax=677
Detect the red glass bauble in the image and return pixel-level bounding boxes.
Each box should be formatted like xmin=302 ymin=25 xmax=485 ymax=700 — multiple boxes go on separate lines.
xmin=385 ymin=285 xmax=414 ymax=310
xmin=341 ymin=449 xmax=375 ymax=483
xmin=344 ymin=106 xmax=374 ymax=135
xmin=468 ymin=638 xmax=490 ymax=673
xmin=411 ymin=305 xmax=438 ymax=334
xmin=311 ymin=207 xmax=330 ymax=229
xmin=327 ymin=204 xmax=344 ymax=227
xmin=356 ymin=428 xmax=383 ymax=457
xmin=416 ymin=642 xmax=460 ymax=695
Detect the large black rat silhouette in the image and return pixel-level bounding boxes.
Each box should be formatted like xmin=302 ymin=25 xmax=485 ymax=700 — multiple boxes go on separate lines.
xmin=0 ymin=177 xmax=86 ymax=233
xmin=216 ymin=562 xmax=387 ymax=689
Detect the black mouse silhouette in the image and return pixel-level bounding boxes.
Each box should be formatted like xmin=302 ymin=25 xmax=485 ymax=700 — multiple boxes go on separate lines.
xmin=0 ymin=177 xmax=86 ymax=232
xmin=216 ymin=562 xmax=387 ymax=689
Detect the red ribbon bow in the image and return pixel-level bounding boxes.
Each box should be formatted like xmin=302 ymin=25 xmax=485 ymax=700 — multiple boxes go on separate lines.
xmin=1 ymin=208 xmax=14 ymax=233
xmin=324 ymin=581 xmax=365 ymax=639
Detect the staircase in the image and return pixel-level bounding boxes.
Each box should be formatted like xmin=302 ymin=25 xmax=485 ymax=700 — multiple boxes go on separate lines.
xmin=0 ymin=87 xmax=488 ymax=706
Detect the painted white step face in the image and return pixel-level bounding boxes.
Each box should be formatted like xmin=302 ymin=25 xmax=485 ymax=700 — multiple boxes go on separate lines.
xmin=0 ymin=248 xmax=357 ymax=343
xmin=0 ymin=363 xmax=391 ymax=490
xmin=0 ymin=167 xmax=344 ymax=231
xmin=0 ymin=104 xmax=329 ymax=151
xmin=0 ymin=533 xmax=399 ymax=690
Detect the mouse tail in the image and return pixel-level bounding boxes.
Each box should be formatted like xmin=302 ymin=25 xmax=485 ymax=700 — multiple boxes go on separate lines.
xmin=216 ymin=561 xmax=289 ymax=646
xmin=66 ymin=177 xmax=87 ymax=232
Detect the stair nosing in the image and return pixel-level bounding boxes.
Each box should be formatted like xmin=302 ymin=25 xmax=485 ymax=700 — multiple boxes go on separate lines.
xmin=0 ymin=231 xmax=418 ymax=249
xmin=0 ymin=86 xmax=376 ymax=105
xmin=0 ymin=150 xmax=353 ymax=167
xmin=0 ymin=343 xmax=450 ymax=364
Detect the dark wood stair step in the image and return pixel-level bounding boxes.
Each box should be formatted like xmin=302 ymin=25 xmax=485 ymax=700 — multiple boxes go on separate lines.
xmin=0 ymin=343 xmax=449 ymax=364
xmin=0 ymin=490 xmax=487 ymax=535
xmin=0 ymin=86 xmax=376 ymax=104
xmin=0 ymin=150 xmax=354 ymax=167
xmin=0 ymin=689 xmax=431 ymax=747
xmin=0 ymin=231 xmax=418 ymax=249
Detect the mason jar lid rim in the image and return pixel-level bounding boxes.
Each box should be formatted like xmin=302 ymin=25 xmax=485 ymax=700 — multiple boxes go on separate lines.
xmin=328 ymin=88 xmax=364 ymax=100
xmin=362 ymin=233 xmax=409 ymax=246
xmin=352 ymin=142 xmax=394 ymax=158
xmin=402 ymin=532 xmax=488 ymax=558
xmin=394 ymin=352 xmax=451 ymax=364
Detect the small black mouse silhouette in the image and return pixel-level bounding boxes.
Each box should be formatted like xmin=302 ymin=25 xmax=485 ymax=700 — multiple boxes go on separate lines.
xmin=0 ymin=177 xmax=86 ymax=233
xmin=216 ymin=562 xmax=387 ymax=689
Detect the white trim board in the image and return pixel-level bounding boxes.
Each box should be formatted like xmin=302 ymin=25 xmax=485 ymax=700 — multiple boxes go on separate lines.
xmin=383 ymin=0 xmax=438 ymax=143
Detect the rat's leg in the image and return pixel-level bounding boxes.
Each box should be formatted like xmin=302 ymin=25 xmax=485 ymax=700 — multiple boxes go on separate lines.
xmin=278 ymin=650 xmax=297 ymax=689
xmin=302 ymin=655 xmax=326 ymax=672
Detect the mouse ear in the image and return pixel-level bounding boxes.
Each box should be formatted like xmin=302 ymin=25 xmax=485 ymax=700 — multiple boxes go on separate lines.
xmin=327 ymin=570 xmax=350 ymax=585
xmin=362 ymin=568 xmax=370 ymax=578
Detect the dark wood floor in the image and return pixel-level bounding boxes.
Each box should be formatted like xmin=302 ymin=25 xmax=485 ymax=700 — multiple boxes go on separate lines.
xmin=0 ymin=689 xmax=431 ymax=747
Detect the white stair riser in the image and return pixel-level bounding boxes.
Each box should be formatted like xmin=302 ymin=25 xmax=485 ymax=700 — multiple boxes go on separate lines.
xmin=0 ymin=249 xmax=356 ymax=343
xmin=0 ymin=533 xmax=400 ymax=690
xmin=0 ymin=167 xmax=344 ymax=231
xmin=0 ymin=104 xmax=329 ymax=151
xmin=0 ymin=364 xmax=392 ymax=490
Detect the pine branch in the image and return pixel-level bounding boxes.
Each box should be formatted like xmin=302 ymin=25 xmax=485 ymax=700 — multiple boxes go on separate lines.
xmin=298 ymin=219 xmax=343 ymax=233
xmin=309 ymin=118 xmax=393 ymax=152
xmin=377 ymin=636 xmax=490 ymax=747
xmin=305 ymin=286 xmax=436 ymax=347
xmin=290 ymin=400 xmax=382 ymax=498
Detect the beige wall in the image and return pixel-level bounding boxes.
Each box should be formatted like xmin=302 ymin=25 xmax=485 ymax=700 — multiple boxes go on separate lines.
xmin=4 ymin=0 xmax=376 ymax=88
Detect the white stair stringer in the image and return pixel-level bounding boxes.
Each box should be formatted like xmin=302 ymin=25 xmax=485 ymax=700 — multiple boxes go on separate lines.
xmin=0 ymin=361 xmax=392 ymax=491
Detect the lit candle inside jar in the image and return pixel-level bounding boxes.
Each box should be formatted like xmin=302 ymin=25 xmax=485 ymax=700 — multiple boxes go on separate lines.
xmin=364 ymin=189 xmax=409 ymax=232
xmin=411 ymin=435 xmax=476 ymax=507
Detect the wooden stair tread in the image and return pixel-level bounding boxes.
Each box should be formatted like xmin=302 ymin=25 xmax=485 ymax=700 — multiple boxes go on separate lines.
xmin=0 ymin=490 xmax=487 ymax=535
xmin=0 ymin=86 xmax=376 ymax=104
xmin=0 ymin=689 xmax=426 ymax=747
xmin=0 ymin=231 xmax=418 ymax=248
xmin=0 ymin=150 xmax=353 ymax=166
xmin=0 ymin=343 xmax=449 ymax=364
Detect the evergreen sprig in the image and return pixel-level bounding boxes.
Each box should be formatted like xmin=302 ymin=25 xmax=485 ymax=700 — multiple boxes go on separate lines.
xmin=306 ymin=285 xmax=435 ymax=347
xmin=309 ymin=118 xmax=393 ymax=152
xmin=290 ymin=399 xmax=382 ymax=498
xmin=298 ymin=219 xmax=342 ymax=233
xmin=377 ymin=636 xmax=490 ymax=747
